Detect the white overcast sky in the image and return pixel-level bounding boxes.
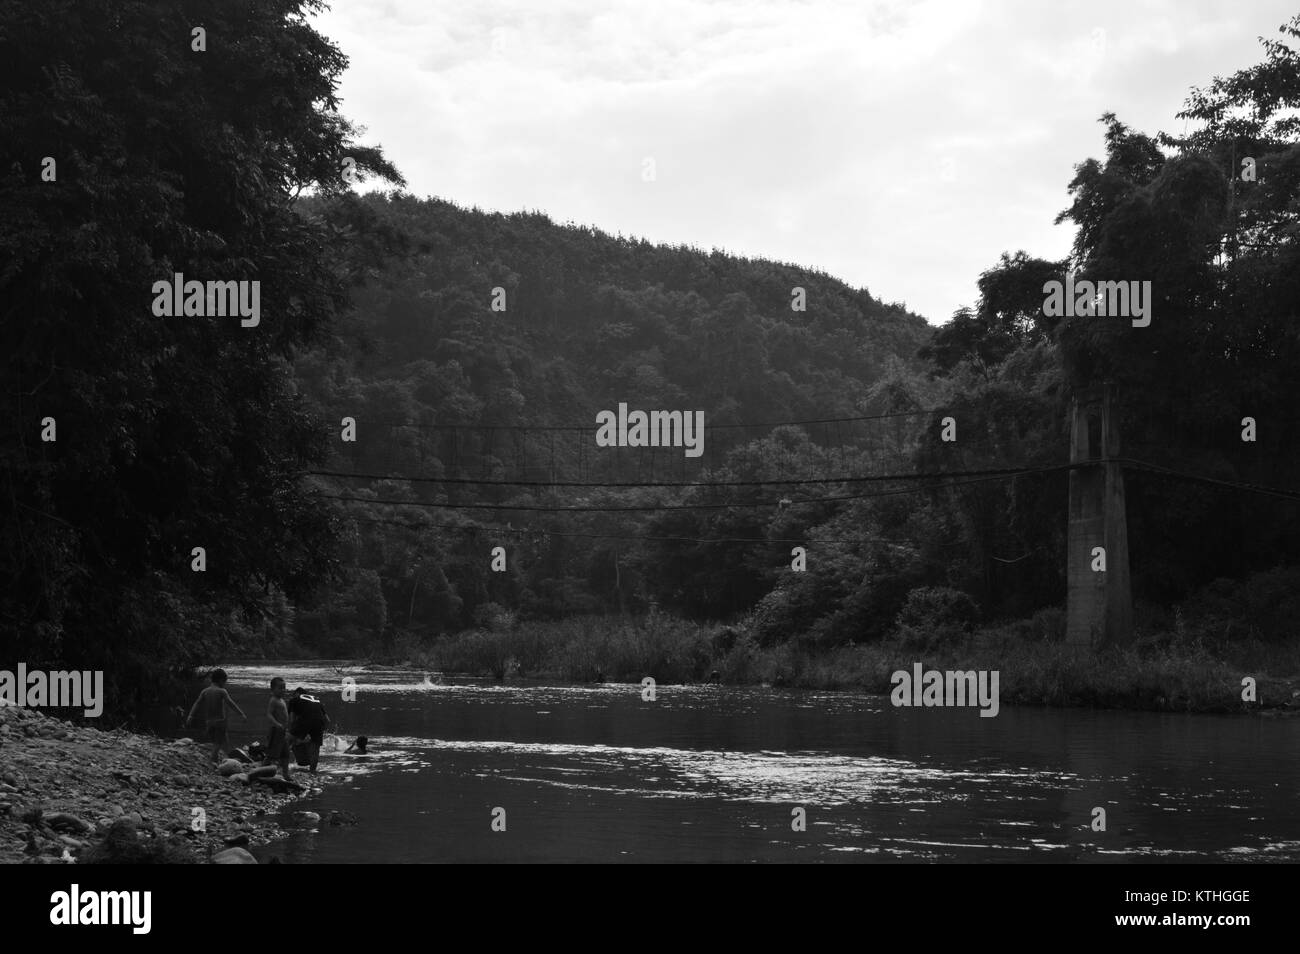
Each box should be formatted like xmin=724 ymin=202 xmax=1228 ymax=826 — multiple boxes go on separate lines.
xmin=311 ymin=0 xmax=1298 ymax=324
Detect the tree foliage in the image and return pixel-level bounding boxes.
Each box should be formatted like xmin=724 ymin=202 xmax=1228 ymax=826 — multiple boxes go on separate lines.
xmin=0 ymin=0 xmax=401 ymax=715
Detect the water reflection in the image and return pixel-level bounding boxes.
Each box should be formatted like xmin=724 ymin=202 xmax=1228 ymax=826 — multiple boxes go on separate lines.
xmin=209 ymin=664 xmax=1300 ymax=863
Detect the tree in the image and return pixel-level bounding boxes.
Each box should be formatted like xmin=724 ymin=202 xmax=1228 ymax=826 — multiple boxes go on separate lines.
xmin=0 ymin=0 xmax=403 ymax=716
xmin=1049 ymin=18 xmax=1300 ymax=600
xmin=919 ymin=253 xmax=1064 ymax=376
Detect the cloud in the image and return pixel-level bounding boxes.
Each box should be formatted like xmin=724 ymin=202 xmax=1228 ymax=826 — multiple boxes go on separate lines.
xmin=312 ymin=0 xmax=1298 ymax=322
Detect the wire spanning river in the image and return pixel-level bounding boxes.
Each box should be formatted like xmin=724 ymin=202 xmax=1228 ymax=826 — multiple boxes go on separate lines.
xmin=213 ymin=664 xmax=1300 ymax=863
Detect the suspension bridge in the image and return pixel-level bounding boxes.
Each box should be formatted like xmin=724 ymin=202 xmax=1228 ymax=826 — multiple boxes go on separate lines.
xmin=305 ymin=383 xmax=1300 ymax=649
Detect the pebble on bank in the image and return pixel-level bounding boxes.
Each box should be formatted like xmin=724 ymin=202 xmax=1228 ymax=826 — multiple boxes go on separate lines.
xmin=0 ymin=703 xmax=311 ymax=864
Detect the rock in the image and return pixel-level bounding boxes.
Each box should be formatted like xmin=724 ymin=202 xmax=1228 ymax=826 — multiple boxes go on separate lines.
xmin=216 ymin=759 xmax=243 ymax=777
xmin=327 ymin=811 xmax=359 ymax=827
xmin=296 ymin=811 xmax=321 ymax=824
xmin=171 ymin=775 xmax=189 ymax=787
xmin=211 ymin=847 xmax=257 ymax=865
xmin=250 ymin=775 xmax=303 ymax=794
xmin=229 ymin=774 xmax=249 ymax=785
xmin=223 ymin=833 xmax=250 ymax=848
xmin=119 ymin=812 xmax=144 ymax=830
xmin=57 ymin=835 xmax=85 ymax=850
xmin=43 ymin=812 xmax=91 ymax=834
xmin=175 ymin=738 xmax=194 ymax=746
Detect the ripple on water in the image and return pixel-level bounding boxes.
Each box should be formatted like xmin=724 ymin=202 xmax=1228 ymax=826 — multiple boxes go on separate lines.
xmin=224 ymin=663 xmax=1300 ymax=863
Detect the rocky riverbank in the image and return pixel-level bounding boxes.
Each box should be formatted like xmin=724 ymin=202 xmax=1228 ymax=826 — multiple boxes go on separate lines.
xmin=0 ymin=704 xmax=317 ymax=864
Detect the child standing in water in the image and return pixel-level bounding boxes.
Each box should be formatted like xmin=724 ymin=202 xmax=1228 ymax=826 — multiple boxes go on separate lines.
xmin=186 ymin=669 xmax=246 ymax=766
xmin=264 ymin=677 xmax=292 ymax=780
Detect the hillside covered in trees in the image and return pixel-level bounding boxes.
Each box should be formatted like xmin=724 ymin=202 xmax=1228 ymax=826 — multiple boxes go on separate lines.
xmin=288 ymin=194 xmax=938 ymax=654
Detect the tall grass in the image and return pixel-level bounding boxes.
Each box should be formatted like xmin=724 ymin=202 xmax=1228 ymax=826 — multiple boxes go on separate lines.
xmin=381 ymin=611 xmax=1300 ymax=712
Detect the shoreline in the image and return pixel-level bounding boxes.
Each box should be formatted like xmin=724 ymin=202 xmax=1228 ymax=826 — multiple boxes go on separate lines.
xmin=351 ymin=615 xmax=1300 ymax=715
xmin=277 ymin=657 xmax=1300 ymax=717
xmin=0 ymin=704 xmax=318 ymax=865
xmin=410 ymin=670 xmax=1300 ymax=715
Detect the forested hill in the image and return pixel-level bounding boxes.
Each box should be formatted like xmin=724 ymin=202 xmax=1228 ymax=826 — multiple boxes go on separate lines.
xmin=296 ymin=193 xmax=932 ymax=432
xmin=281 ymin=193 xmax=935 ymax=653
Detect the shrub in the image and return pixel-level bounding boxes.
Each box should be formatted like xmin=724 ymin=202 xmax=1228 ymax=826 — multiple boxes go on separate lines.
xmin=472 ymin=602 xmax=516 ymax=633
xmin=891 ymin=586 xmax=980 ymax=652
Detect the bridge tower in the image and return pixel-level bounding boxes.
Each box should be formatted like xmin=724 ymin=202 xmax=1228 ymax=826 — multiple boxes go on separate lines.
xmin=1065 ymin=382 xmax=1133 ymax=647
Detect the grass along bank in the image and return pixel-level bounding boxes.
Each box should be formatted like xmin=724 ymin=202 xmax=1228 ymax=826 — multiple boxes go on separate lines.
xmin=383 ymin=612 xmax=1300 ymax=714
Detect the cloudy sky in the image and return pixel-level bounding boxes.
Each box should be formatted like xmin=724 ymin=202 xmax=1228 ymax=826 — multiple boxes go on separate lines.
xmin=311 ymin=0 xmax=1297 ymax=324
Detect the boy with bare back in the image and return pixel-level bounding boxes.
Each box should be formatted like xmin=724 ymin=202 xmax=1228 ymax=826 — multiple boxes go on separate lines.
xmin=186 ymin=669 xmax=247 ymax=765
xmin=264 ymin=677 xmax=292 ymax=780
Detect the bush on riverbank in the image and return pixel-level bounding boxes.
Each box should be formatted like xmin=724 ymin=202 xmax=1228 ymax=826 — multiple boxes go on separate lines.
xmin=386 ymin=593 xmax=1300 ymax=712
xmin=395 ymin=614 xmax=718 ymax=682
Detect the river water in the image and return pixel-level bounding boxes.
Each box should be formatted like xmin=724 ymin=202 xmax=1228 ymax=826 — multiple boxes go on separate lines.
xmin=212 ymin=663 xmax=1299 ymax=863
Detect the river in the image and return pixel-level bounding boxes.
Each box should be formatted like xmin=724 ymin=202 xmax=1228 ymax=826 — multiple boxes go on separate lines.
xmin=209 ymin=663 xmax=1299 ymax=863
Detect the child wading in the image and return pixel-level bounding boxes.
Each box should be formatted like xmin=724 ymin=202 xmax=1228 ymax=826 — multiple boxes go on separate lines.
xmin=186 ymin=668 xmax=247 ymax=765
xmin=265 ymin=677 xmax=293 ymax=780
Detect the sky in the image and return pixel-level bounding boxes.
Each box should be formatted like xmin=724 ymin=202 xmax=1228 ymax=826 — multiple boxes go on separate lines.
xmin=310 ymin=0 xmax=1298 ymax=324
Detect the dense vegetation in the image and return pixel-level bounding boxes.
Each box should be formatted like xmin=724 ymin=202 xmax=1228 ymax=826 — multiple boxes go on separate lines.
xmin=0 ymin=0 xmax=401 ymax=714
xmin=288 ymin=192 xmax=934 ymax=653
xmin=4 ymin=3 xmax=1299 ymax=715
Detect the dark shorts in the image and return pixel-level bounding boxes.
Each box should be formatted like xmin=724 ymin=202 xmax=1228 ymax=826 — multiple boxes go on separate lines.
xmin=294 ymin=723 xmax=325 ymax=746
xmin=266 ymin=726 xmax=290 ymax=761
xmin=205 ymin=719 xmax=228 ymax=747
